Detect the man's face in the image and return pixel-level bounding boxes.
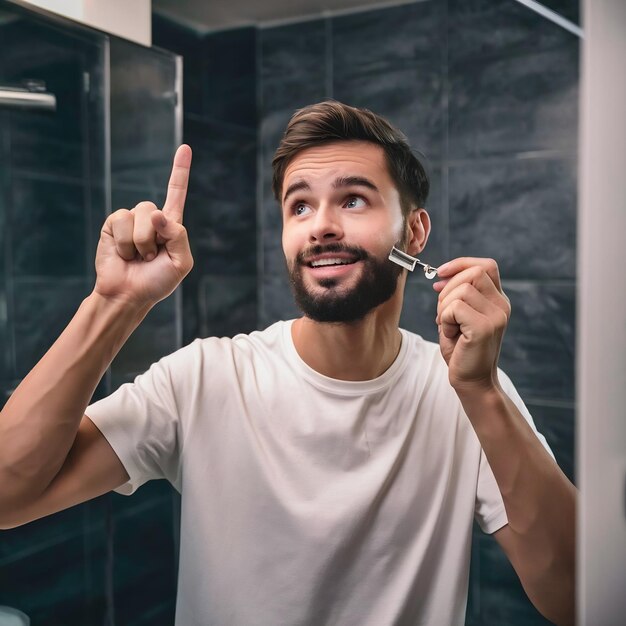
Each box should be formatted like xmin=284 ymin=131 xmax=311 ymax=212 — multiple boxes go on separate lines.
xmin=281 ymin=141 xmax=407 ymax=323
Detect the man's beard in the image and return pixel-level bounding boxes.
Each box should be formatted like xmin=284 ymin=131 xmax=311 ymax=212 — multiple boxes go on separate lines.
xmin=287 ymin=242 xmax=403 ymax=323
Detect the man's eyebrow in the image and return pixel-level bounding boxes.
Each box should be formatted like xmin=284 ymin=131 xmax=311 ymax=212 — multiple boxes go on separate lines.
xmin=283 ymin=180 xmax=310 ymax=204
xmin=333 ymin=176 xmax=380 ymax=193
xmin=282 ymin=175 xmax=380 ymax=204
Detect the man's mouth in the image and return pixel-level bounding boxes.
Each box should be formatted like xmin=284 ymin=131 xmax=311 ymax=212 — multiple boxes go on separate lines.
xmin=308 ymin=257 xmax=358 ymax=268
xmin=300 ymin=246 xmax=365 ymax=269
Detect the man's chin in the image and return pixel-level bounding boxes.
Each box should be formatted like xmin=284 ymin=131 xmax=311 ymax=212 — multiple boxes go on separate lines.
xmin=288 ymin=252 xmax=403 ymax=323
xmin=304 ymin=277 xmax=354 ymax=294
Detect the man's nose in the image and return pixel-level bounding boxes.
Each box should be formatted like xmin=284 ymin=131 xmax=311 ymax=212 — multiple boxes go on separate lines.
xmin=309 ymin=205 xmax=344 ymax=242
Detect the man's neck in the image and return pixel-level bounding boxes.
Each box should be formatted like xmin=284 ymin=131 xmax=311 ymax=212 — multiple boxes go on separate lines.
xmin=290 ymin=297 xmax=403 ymax=381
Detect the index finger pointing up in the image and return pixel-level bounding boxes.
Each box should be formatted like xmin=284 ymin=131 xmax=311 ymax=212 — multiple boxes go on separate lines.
xmin=162 ymin=144 xmax=192 ymax=223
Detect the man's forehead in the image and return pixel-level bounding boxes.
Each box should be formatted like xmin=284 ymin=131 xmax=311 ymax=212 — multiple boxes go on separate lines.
xmin=283 ymin=141 xmax=391 ymax=185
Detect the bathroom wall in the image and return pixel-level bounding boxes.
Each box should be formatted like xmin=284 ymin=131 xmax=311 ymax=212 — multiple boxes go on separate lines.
xmin=153 ymin=15 xmax=258 ymax=346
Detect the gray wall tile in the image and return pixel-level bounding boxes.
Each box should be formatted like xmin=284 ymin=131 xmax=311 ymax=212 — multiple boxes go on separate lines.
xmin=526 ymin=402 xmax=575 ymax=483
xmin=186 ymin=207 xmax=257 ymax=276
xmin=332 ymin=1 xmax=443 ymax=77
xmin=260 ymin=275 xmax=300 ymax=329
xmin=0 ymin=283 xmax=8 ymax=384
xmin=449 ymin=42 xmax=579 ymax=158
xmin=448 ymin=0 xmax=576 ymax=63
xmin=111 ymin=294 xmax=179 ymax=387
xmin=262 ymin=195 xmax=287 ymax=278
xmin=449 ymin=157 xmax=577 ymax=279
xmin=261 ymin=78 xmax=328 ymax=118
xmin=399 ymin=278 xmax=439 ymax=342
xmin=260 ymin=20 xmax=326 ymax=82
xmin=182 ymin=279 xmax=201 ymax=345
xmin=203 ymin=28 xmax=257 ymax=129
xmin=198 ymin=274 xmax=257 ymax=338
xmin=421 ymin=163 xmax=446 ymax=266
xmin=185 ymin=119 xmax=256 ymax=212
xmin=333 ymin=66 xmax=444 ymax=160
xmin=0 ymin=157 xmax=7 ymax=382
xmin=499 ymin=281 xmax=575 ymax=402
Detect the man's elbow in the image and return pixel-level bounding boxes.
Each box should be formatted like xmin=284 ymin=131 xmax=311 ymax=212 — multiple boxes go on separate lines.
xmin=526 ymin=559 xmax=576 ymax=626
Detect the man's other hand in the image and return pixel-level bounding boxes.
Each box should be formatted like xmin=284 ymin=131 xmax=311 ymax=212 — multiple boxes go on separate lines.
xmin=93 ymin=145 xmax=194 ymax=310
xmin=433 ymin=257 xmax=511 ymax=394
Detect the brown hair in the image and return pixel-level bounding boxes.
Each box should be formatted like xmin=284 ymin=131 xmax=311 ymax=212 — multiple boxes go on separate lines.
xmin=271 ymin=100 xmax=429 ymax=216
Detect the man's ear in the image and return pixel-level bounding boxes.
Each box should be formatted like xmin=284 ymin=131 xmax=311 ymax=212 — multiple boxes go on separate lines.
xmin=405 ymin=208 xmax=431 ymax=256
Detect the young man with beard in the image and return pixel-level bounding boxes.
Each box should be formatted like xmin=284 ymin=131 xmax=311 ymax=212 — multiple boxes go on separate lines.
xmin=0 ymin=101 xmax=575 ymax=625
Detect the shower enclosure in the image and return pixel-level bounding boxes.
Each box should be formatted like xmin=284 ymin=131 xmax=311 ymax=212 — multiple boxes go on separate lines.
xmin=0 ymin=1 xmax=183 ymax=622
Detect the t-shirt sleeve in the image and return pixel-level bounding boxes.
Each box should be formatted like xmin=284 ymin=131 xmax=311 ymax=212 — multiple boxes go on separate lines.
xmin=85 ymin=339 xmax=202 ymax=496
xmin=474 ymin=368 xmax=556 ymax=534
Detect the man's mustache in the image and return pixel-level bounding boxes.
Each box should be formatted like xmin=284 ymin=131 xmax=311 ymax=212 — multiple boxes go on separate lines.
xmin=296 ymin=243 xmax=369 ymax=266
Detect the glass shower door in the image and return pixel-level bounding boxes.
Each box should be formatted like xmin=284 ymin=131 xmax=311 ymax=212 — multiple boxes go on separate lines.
xmin=0 ymin=4 xmax=108 ymax=407
xmin=0 ymin=2 xmax=182 ymax=623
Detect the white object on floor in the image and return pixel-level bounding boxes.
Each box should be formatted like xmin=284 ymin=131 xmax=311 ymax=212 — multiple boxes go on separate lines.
xmin=0 ymin=607 xmax=30 ymax=626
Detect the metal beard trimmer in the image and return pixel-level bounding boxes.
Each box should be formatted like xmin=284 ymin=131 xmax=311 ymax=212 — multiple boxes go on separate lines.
xmin=388 ymin=246 xmax=438 ymax=279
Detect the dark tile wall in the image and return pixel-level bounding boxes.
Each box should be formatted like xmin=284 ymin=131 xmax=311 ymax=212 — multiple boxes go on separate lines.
xmin=257 ymin=1 xmax=579 ymax=625
xmin=152 ymin=15 xmax=258 ymax=347
xmin=0 ymin=5 xmax=183 ymax=624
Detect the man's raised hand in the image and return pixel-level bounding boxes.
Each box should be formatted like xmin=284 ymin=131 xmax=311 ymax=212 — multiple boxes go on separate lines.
xmin=93 ymin=144 xmax=194 ymax=309
xmin=433 ymin=257 xmax=511 ymax=394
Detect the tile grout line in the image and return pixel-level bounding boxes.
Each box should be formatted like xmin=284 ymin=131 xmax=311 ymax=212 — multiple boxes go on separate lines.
xmin=442 ymin=0 xmax=450 ymax=264
xmin=255 ymin=27 xmax=265 ymax=330
xmin=325 ymin=16 xmax=333 ymax=100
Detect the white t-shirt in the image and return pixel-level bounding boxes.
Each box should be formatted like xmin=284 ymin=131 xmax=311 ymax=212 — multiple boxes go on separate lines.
xmin=86 ymin=320 xmax=553 ymax=626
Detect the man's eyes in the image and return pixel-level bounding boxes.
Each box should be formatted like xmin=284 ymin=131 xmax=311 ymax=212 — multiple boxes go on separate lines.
xmin=344 ymin=196 xmax=366 ymax=209
xmin=291 ymin=195 xmax=367 ymax=215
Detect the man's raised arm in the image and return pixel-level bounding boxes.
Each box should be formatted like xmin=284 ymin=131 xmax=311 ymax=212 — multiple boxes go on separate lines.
xmin=0 ymin=145 xmax=193 ymax=529
xmin=433 ymin=257 xmax=576 ymax=626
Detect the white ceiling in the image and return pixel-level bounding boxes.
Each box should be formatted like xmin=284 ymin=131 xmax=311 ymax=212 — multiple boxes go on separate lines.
xmin=152 ymin=0 xmax=418 ymax=33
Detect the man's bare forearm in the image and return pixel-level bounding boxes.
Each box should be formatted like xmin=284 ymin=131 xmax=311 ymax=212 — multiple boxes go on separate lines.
xmin=457 ymin=385 xmax=576 ymax=625
xmin=0 ymin=292 xmax=150 ymax=510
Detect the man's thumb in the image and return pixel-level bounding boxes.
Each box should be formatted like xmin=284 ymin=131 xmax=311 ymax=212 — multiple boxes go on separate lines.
xmin=152 ymin=211 xmax=191 ymax=264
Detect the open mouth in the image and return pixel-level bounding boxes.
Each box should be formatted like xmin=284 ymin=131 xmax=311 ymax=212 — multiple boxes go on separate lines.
xmin=308 ymin=257 xmax=358 ymax=268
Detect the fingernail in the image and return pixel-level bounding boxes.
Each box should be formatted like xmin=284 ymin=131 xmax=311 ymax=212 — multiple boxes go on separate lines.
xmin=437 ymin=262 xmax=450 ymax=274
xmin=145 ymin=252 xmax=155 ymax=262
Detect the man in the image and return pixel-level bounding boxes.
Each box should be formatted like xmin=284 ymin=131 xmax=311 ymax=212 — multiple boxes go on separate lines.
xmin=0 ymin=101 xmax=575 ymax=625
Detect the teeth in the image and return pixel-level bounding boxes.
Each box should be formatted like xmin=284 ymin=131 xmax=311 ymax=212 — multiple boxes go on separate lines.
xmin=310 ymin=258 xmax=353 ymax=267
